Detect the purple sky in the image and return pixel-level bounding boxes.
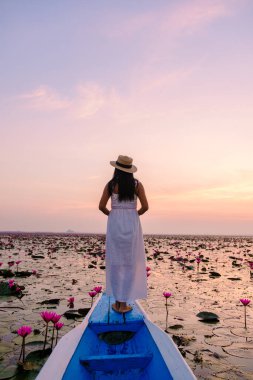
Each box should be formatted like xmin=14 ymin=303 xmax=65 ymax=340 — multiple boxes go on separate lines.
xmin=1 ymin=0 xmax=253 ymax=234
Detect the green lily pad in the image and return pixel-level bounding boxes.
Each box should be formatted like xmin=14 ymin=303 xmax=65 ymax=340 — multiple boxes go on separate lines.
xmin=77 ymin=308 xmax=90 ymax=317
xmin=0 ymin=364 xmax=18 ymax=379
xmin=0 ymin=326 xmax=10 ymax=336
xmin=169 ymin=324 xmax=184 ymax=330
xmin=14 ymin=271 xmax=32 ymax=278
xmin=0 ymin=342 xmax=13 ymax=355
xmin=63 ymin=310 xmax=83 ymax=319
xmin=40 ymin=298 xmax=60 ymax=305
xmin=25 ymin=348 xmax=52 ymax=366
xmin=0 ymin=282 xmax=20 ymax=297
xmin=13 ymin=334 xmax=45 ymax=345
xmin=197 ymin=311 xmax=219 ymax=322
xmin=209 ymin=271 xmax=221 ymax=278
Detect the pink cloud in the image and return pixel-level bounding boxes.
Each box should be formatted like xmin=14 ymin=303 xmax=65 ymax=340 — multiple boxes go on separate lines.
xmin=106 ymin=0 xmax=244 ymax=39
xmin=19 ymin=85 xmax=71 ymax=110
xmin=162 ymin=0 xmax=231 ymax=34
xmin=18 ymin=83 xmax=120 ymax=119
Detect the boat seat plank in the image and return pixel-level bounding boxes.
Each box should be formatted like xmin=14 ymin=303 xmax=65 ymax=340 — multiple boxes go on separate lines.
xmin=79 ymin=353 xmax=153 ymax=371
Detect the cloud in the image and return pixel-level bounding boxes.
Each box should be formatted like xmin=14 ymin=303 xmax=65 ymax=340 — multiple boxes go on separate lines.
xmin=74 ymin=83 xmax=109 ymax=119
xmin=19 ymin=85 xmax=71 ymax=110
xmin=18 ymin=82 xmax=119 ymax=119
xmin=106 ymin=0 xmax=243 ymax=39
xmin=162 ymin=0 xmax=231 ymax=34
xmin=152 ymin=178 xmax=253 ymax=202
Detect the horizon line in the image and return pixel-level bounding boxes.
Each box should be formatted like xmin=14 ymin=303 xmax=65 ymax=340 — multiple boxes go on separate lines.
xmin=0 ymin=230 xmax=252 ymax=238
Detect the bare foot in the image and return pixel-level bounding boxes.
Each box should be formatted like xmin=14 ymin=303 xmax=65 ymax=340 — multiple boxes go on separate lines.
xmin=118 ymin=304 xmax=133 ymax=313
xmin=112 ymin=303 xmax=120 ymax=312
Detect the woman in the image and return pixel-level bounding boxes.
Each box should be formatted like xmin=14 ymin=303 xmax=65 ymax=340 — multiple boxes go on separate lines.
xmin=99 ymin=155 xmax=149 ymax=313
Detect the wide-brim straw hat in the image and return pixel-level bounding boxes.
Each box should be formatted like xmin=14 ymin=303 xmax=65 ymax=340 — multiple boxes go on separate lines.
xmin=110 ymin=155 xmax=137 ymax=173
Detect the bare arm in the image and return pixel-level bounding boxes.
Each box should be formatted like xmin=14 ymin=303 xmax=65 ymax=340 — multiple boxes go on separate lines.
xmin=137 ymin=182 xmax=149 ymax=215
xmin=99 ymin=184 xmax=110 ymax=216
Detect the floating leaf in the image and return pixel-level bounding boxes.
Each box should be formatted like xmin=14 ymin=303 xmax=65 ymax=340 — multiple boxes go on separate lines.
xmin=40 ymin=299 xmax=60 ymax=305
xmin=209 ymin=272 xmax=221 ymax=278
xmin=169 ymin=324 xmax=183 ymax=330
xmin=197 ymin=311 xmax=219 ymax=322
xmin=0 ymin=342 xmax=13 ymax=355
xmin=0 ymin=364 xmax=18 ymax=380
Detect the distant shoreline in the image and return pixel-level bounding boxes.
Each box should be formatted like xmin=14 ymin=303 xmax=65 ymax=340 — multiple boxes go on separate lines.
xmin=0 ymin=231 xmax=252 ymax=238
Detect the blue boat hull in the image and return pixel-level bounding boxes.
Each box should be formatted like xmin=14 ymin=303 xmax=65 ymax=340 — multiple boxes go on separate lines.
xmin=37 ymin=294 xmax=196 ymax=380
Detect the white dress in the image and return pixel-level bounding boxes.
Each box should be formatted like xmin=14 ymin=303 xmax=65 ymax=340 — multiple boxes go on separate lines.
xmin=105 ymin=192 xmax=147 ymax=302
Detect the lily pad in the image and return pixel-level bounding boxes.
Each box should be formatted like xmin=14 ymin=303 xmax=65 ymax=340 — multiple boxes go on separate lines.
xmin=14 ymin=271 xmax=32 ymax=278
xmin=0 ymin=282 xmax=20 ymax=297
xmin=209 ymin=271 xmax=221 ymax=278
xmin=77 ymin=308 xmax=90 ymax=317
xmin=63 ymin=310 xmax=83 ymax=319
xmin=169 ymin=324 xmax=183 ymax=330
xmin=40 ymin=298 xmax=60 ymax=305
xmin=13 ymin=334 xmax=45 ymax=345
xmin=0 ymin=342 xmax=13 ymax=355
xmin=197 ymin=311 xmax=219 ymax=322
xmin=0 ymin=364 xmax=18 ymax=380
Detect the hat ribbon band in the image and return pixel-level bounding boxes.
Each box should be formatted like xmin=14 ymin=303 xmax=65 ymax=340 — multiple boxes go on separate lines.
xmin=116 ymin=161 xmax=132 ymax=169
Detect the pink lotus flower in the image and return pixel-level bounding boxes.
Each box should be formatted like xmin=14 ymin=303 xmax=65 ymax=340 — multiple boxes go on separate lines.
xmin=196 ymin=257 xmax=201 ymax=264
xmin=68 ymin=297 xmax=74 ymax=304
xmin=240 ymin=298 xmax=251 ymax=306
xmin=32 ymin=269 xmax=37 ymax=276
xmin=51 ymin=313 xmax=62 ymax=324
xmin=240 ymin=298 xmax=251 ymax=329
xmin=16 ymin=260 xmax=22 ymax=265
xmin=93 ymin=286 xmax=102 ymax=294
xmin=17 ymin=325 xmax=32 ymax=337
xmin=89 ymin=291 xmax=97 ymax=307
xmin=8 ymin=261 xmax=14 ymax=267
xmin=0 ymin=262 xmax=3 ymax=267
xmin=17 ymin=325 xmax=32 ymax=363
xmin=55 ymin=322 xmax=64 ymax=330
xmin=146 ymin=266 xmax=151 ymax=272
xmin=40 ymin=311 xmax=56 ymax=351
xmin=55 ymin=322 xmax=64 ymax=345
xmin=50 ymin=313 xmax=62 ymax=349
xmin=40 ymin=311 xmax=56 ymax=323
xmin=8 ymin=279 xmax=15 ymax=288
xmin=163 ymin=292 xmax=172 ymax=331
xmin=147 ymin=271 xmax=151 ymax=277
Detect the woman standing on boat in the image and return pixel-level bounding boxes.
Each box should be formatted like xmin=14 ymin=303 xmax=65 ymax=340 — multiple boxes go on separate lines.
xmin=99 ymin=155 xmax=149 ymax=313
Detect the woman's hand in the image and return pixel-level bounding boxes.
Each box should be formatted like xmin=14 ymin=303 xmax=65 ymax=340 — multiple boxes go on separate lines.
xmin=137 ymin=183 xmax=149 ymax=215
xmin=99 ymin=184 xmax=111 ymax=216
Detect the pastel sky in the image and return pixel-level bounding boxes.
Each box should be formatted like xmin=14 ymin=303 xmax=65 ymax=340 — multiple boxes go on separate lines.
xmin=1 ymin=0 xmax=253 ymax=235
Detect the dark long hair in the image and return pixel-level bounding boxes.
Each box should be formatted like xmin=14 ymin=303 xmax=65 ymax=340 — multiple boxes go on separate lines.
xmin=108 ymin=168 xmax=137 ymax=201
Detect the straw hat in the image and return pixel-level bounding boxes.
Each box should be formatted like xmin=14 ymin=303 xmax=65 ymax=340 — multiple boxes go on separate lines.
xmin=110 ymin=155 xmax=137 ymax=173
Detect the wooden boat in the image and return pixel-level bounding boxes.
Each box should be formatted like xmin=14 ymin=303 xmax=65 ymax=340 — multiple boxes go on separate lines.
xmin=36 ymin=294 xmax=196 ymax=379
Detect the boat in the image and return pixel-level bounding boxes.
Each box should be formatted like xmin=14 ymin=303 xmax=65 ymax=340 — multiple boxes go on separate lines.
xmin=36 ymin=293 xmax=196 ymax=379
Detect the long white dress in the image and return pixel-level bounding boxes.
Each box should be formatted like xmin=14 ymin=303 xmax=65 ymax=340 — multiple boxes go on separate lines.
xmin=105 ymin=192 xmax=147 ymax=302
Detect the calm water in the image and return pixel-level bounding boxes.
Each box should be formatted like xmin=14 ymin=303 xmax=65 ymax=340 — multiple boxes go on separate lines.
xmin=0 ymin=233 xmax=253 ymax=379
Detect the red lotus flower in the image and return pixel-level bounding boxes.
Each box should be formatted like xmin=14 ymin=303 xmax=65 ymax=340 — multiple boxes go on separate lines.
xmin=93 ymin=286 xmax=102 ymax=294
xmin=240 ymin=298 xmax=251 ymax=306
xmin=51 ymin=313 xmax=62 ymax=325
xmin=17 ymin=325 xmax=32 ymax=338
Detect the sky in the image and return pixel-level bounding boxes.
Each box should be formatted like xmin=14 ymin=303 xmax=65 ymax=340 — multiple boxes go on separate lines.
xmin=1 ymin=0 xmax=253 ymax=235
